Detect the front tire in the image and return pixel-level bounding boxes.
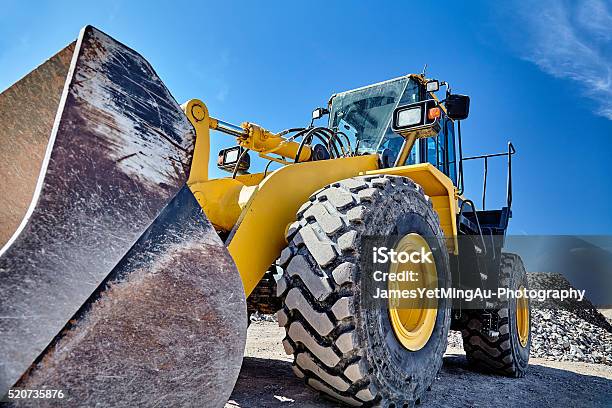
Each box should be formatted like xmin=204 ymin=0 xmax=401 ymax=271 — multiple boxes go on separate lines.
xmin=276 ymin=175 xmax=451 ymax=407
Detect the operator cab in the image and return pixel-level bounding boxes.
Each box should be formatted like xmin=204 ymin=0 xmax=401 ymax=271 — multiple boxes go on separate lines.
xmin=328 ymin=75 xmax=458 ymax=184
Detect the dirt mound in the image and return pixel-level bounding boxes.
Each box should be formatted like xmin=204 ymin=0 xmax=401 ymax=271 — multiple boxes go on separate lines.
xmin=448 ymin=273 xmax=612 ymax=365
xmin=528 ymin=272 xmax=611 ymax=331
xmin=527 ymin=273 xmax=612 ymax=365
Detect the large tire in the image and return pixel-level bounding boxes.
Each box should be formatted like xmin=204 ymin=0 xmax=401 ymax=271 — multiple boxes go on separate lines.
xmin=460 ymin=253 xmax=531 ymax=377
xmin=276 ymin=175 xmax=451 ymax=407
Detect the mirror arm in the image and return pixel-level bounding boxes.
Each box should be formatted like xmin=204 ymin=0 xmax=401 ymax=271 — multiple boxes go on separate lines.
xmin=393 ymin=134 xmax=418 ymax=167
xmin=441 ymin=81 xmax=451 ymax=97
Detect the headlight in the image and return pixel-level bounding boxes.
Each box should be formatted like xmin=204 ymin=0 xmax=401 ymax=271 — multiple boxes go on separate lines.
xmin=396 ymin=107 xmax=422 ymax=128
xmin=392 ymin=99 xmax=441 ymax=139
xmin=224 ymin=148 xmax=239 ymax=163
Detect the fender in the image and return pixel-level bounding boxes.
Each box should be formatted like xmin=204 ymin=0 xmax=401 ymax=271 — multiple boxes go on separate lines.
xmin=361 ymin=163 xmax=459 ymax=254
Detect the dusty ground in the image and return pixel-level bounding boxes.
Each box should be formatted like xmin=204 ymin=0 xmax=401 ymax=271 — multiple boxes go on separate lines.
xmin=227 ymin=321 xmax=612 ymax=408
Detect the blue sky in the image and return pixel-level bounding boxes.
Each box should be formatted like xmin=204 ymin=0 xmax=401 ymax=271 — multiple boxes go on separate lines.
xmin=1 ymin=1 xmax=611 ymax=235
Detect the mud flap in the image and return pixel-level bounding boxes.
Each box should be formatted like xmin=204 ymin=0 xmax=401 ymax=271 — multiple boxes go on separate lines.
xmin=0 ymin=26 xmax=246 ymax=405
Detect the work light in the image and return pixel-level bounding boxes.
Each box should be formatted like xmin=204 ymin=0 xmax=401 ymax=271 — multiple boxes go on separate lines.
xmin=396 ymin=106 xmax=422 ymax=128
xmin=392 ymin=99 xmax=441 ymax=138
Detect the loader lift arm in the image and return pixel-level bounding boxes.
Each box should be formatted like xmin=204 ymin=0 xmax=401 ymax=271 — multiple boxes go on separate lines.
xmin=183 ymin=98 xmax=313 ymax=185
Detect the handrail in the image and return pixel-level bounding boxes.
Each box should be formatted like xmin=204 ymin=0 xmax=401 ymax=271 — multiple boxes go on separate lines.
xmin=462 ymin=142 xmax=515 ymax=211
xmin=458 ymin=199 xmax=487 ymax=256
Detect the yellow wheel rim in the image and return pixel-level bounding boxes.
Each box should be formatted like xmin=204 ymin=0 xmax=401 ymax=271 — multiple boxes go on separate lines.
xmin=388 ymin=233 xmax=438 ymax=351
xmin=516 ymin=285 xmax=529 ymax=347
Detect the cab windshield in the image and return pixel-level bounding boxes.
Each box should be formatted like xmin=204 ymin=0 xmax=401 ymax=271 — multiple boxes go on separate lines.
xmin=328 ymin=76 xmax=420 ymax=155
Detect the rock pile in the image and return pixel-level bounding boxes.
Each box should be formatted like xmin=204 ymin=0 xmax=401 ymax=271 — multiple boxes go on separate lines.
xmin=446 ymin=273 xmax=612 ymax=366
xmin=528 ymin=272 xmax=611 ymax=331
xmin=531 ymin=308 xmax=611 ymax=364
xmin=447 ymin=330 xmax=463 ymax=349
xmin=528 ymin=272 xmax=611 ymax=365
xmin=249 ymin=311 xmax=277 ymax=323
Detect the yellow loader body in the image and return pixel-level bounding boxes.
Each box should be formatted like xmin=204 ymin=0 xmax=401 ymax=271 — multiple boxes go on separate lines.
xmin=183 ymin=100 xmax=460 ymax=296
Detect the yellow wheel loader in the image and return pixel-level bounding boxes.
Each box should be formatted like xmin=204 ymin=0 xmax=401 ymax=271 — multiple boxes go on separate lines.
xmin=0 ymin=26 xmax=531 ymax=406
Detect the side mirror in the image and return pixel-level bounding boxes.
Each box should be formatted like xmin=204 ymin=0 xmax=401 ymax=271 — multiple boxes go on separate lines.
xmin=392 ymin=99 xmax=441 ymax=138
xmin=445 ymin=94 xmax=470 ymax=120
xmin=426 ymin=80 xmax=439 ymax=93
xmin=311 ymin=107 xmax=329 ymax=120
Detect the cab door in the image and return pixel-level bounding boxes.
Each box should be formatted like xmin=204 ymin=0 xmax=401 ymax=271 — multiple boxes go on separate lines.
xmin=419 ymin=116 xmax=457 ymax=184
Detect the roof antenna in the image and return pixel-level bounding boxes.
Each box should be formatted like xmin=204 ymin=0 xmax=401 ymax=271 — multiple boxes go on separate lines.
xmin=421 ymin=64 xmax=428 ymax=77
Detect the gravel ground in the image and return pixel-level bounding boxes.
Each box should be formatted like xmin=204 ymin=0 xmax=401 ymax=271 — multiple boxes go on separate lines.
xmin=227 ymin=321 xmax=612 ymax=408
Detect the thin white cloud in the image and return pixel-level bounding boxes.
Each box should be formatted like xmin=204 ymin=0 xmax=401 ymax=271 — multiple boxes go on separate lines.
xmin=511 ymin=0 xmax=612 ymax=119
xmin=216 ymin=84 xmax=229 ymax=102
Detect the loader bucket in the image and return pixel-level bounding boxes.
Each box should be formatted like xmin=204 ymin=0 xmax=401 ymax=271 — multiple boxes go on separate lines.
xmin=0 ymin=26 xmax=246 ymax=406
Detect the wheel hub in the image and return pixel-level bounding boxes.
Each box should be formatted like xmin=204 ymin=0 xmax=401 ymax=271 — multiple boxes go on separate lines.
xmin=516 ymin=285 xmax=529 ymax=347
xmin=388 ymin=233 xmax=438 ymax=351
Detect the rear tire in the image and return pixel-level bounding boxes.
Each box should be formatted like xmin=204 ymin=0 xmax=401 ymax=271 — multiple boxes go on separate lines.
xmin=277 ymin=175 xmax=451 ymax=407
xmin=460 ymin=253 xmax=530 ymax=377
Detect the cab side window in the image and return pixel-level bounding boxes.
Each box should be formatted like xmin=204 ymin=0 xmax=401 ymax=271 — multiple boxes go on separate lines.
xmin=375 ymin=80 xmax=421 ymax=165
xmin=422 ymin=117 xmax=457 ymax=184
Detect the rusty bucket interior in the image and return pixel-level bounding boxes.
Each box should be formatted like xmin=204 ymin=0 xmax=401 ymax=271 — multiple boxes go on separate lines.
xmin=0 ymin=42 xmax=75 ymax=248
